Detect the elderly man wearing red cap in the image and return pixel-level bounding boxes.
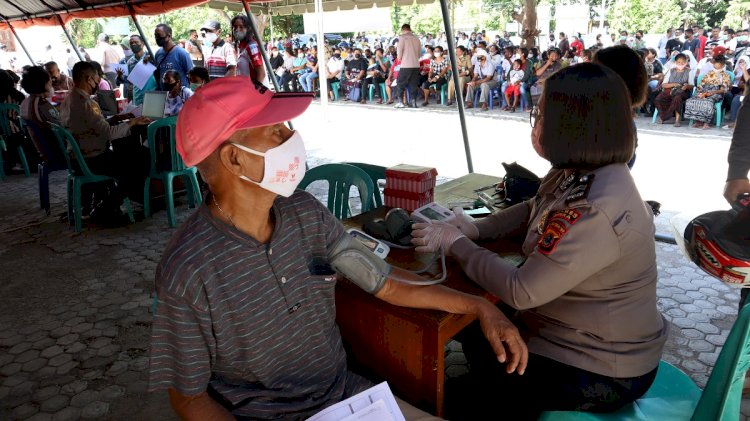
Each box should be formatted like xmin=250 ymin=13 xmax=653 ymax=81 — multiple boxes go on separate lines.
xmin=148 ymin=76 xmax=528 ymax=420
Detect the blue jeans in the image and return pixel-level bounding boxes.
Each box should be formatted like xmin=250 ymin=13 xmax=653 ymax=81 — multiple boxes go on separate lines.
xmin=300 ymin=72 xmax=318 ymax=92
xmin=730 ymin=94 xmax=743 ymax=122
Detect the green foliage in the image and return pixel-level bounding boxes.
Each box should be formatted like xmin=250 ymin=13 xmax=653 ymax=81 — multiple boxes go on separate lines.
xmin=267 ymin=15 xmax=304 ymax=39
xmin=69 ymin=19 xmax=101 ymax=49
xmin=724 ymin=0 xmax=750 ymax=28
xmin=137 ymin=6 xmax=229 ymax=43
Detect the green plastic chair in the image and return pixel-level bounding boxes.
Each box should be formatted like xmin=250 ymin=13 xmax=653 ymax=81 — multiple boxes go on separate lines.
xmin=368 ymin=83 xmax=387 ymax=103
xmin=51 ymin=124 xmax=134 ymax=232
xmin=0 ymin=103 xmax=31 ymax=180
xmin=429 ymin=83 xmax=447 ymax=105
xmin=330 ymin=81 xmax=341 ymax=101
xmin=298 ymin=163 xmax=374 ymax=220
xmin=143 ymin=116 xmax=202 ymax=228
xmin=539 ymin=301 xmax=750 ymax=421
xmin=345 ymin=162 xmax=385 ymax=208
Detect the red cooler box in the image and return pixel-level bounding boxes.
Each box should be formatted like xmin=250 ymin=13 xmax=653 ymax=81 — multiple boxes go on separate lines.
xmin=383 ymin=188 xmax=434 ymax=212
xmin=385 ymin=164 xmax=438 ymax=194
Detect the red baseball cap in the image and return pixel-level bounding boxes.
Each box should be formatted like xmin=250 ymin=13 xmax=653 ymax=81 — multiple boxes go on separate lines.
xmin=712 ymin=45 xmax=727 ymax=57
xmin=176 ymin=76 xmax=314 ymax=167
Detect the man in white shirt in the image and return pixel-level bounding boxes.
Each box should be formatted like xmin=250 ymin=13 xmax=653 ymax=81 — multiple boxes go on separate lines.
xmin=657 ymin=28 xmax=672 ymax=64
xmin=326 ymin=48 xmax=346 ymax=100
xmin=726 ymin=29 xmax=738 ymax=54
xmin=464 ymin=50 xmax=497 ymax=110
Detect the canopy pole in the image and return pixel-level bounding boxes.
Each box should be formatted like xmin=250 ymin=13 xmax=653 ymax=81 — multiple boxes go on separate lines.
xmin=314 ymin=0 xmax=328 ymax=113
xmin=242 ymin=0 xmax=282 ymax=94
xmin=439 ymin=0 xmax=473 ymax=173
xmin=127 ymin=4 xmax=154 ymax=59
xmin=4 ymin=20 xmax=35 ymax=65
xmin=56 ymin=15 xmax=84 ymax=62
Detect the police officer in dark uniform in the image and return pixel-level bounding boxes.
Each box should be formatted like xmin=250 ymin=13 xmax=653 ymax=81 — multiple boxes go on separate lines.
xmin=412 ymin=63 xmax=668 ymax=420
xmin=725 ymin=97 xmax=750 ymax=204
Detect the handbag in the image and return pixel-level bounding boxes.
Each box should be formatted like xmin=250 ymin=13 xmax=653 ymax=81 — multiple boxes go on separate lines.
xmin=348 ymin=86 xmax=361 ymax=102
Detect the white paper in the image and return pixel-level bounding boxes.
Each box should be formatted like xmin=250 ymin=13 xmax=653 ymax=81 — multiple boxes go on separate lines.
xmin=341 ymin=400 xmax=393 ymax=421
xmin=112 ymin=63 xmax=128 ymax=76
xmin=127 ymin=61 xmax=156 ymax=90
xmin=306 ymin=382 xmax=405 ymax=421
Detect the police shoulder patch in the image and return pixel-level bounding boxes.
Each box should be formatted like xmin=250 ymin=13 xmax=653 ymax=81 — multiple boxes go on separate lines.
xmin=537 ymin=220 xmax=568 ymax=255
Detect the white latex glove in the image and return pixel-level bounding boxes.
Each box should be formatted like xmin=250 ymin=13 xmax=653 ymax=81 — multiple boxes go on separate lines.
xmin=411 ymin=221 xmax=466 ymax=255
xmin=451 ymin=207 xmax=479 ymax=240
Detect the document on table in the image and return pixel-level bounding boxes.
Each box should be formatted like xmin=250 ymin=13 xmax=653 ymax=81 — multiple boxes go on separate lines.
xmin=127 ymin=61 xmax=156 ymax=90
xmin=306 ymin=382 xmax=405 ymax=421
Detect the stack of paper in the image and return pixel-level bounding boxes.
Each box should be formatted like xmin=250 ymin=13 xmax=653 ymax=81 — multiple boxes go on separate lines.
xmin=306 ymin=382 xmax=405 ymax=421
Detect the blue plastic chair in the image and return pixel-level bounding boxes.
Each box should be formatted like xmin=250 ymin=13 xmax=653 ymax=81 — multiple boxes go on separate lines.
xmin=298 ymin=163 xmax=374 ymax=220
xmin=344 ymin=162 xmax=385 ymax=208
xmin=539 ymin=301 xmax=750 ymax=420
xmin=24 ymin=119 xmax=67 ymax=215
xmin=143 ymin=116 xmax=202 ymax=228
xmin=0 ymin=103 xmax=31 ymax=180
xmin=51 ymin=124 xmax=134 ymax=232
xmin=368 ymin=83 xmax=387 ymax=103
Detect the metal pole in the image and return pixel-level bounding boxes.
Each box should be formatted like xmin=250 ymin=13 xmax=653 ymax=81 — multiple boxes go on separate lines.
xmin=56 ymin=15 xmax=84 ymax=62
xmin=4 ymin=20 xmax=35 ymax=65
xmin=315 ymin=0 xmax=328 ymax=112
xmin=127 ymin=4 xmax=154 ymax=59
xmin=440 ymin=0 xmax=474 ymax=173
xmin=242 ymin=0 xmax=282 ymax=93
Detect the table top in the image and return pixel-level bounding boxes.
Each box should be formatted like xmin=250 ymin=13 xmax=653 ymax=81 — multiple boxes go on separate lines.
xmin=340 ymin=173 xmax=521 ymax=326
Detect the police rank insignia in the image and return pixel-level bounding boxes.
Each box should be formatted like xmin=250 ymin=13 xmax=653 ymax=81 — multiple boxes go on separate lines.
xmin=565 ymin=174 xmax=595 ymax=205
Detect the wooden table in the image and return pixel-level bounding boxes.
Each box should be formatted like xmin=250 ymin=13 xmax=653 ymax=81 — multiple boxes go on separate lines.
xmin=335 ymin=173 xmax=518 ymax=417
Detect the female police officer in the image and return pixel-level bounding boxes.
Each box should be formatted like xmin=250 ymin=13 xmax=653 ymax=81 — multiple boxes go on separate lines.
xmin=412 ymin=63 xmax=668 ymax=420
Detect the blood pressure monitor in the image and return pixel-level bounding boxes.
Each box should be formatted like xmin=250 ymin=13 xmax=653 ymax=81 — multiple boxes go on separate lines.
xmin=347 ymin=228 xmax=390 ymax=259
xmin=411 ymin=202 xmax=455 ymax=224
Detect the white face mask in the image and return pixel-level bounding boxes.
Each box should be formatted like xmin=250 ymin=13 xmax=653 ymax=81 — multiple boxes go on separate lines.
xmin=203 ymin=32 xmax=218 ymax=46
xmin=232 ymin=131 xmax=307 ymax=197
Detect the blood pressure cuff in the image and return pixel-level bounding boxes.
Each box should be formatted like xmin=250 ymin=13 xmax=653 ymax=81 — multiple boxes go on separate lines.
xmin=327 ymin=233 xmax=392 ymax=294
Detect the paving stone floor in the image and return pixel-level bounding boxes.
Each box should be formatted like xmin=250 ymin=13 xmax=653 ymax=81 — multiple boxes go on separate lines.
xmin=0 ymin=162 xmax=748 ymax=420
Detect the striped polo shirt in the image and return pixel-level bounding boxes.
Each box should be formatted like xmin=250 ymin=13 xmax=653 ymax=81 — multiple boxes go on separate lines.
xmin=148 ymin=191 xmax=371 ymax=419
xmin=204 ymin=40 xmax=238 ymax=80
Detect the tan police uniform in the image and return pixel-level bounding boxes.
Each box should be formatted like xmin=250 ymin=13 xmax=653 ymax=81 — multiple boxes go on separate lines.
xmin=451 ymin=163 xmax=668 ymax=378
xmin=59 ymin=88 xmax=130 ymax=158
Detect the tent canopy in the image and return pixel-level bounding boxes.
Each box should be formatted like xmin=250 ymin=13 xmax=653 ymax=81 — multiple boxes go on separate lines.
xmin=210 ymin=0 xmax=432 ymax=16
xmin=0 ymin=0 xmax=210 ymax=29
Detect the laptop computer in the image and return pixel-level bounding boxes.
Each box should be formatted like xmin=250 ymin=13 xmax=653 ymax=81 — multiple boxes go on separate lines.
xmin=96 ymin=90 xmax=118 ymax=116
xmin=142 ymin=91 xmax=168 ymax=119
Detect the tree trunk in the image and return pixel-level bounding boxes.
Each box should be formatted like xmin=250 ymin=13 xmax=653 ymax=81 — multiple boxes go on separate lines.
xmin=514 ymin=0 xmax=539 ymax=48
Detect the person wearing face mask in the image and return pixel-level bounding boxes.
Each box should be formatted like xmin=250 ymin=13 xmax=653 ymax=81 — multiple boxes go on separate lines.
xmin=654 ymin=53 xmax=695 ymax=127
xmin=685 ymin=54 xmax=732 ymax=129
xmin=153 ymin=24 xmax=193 ymax=90
xmin=200 ymin=20 xmax=237 ymax=81
xmin=326 ymin=48 xmax=345 ymax=100
xmin=342 ymin=48 xmax=368 ymax=99
xmin=115 ymin=35 xmax=156 ymax=106
xmin=447 ymin=45 xmax=472 ymax=106
xmin=20 ymin=66 xmax=65 ymax=166
xmin=414 ymin=64 xmax=666 ymax=420
xmin=149 ymin=76 xmax=527 ymax=421
xmin=58 ymin=61 xmax=151 ymax=220
xmin=43 ymin=61 xmax=73 ymax=92
xmin=187 ymin=66 xmax=209 ymax=92
xmin=162 ymin=70 xmax=193 ymax=116
xmin=231 ymin=15 xmax=266 ymax=84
